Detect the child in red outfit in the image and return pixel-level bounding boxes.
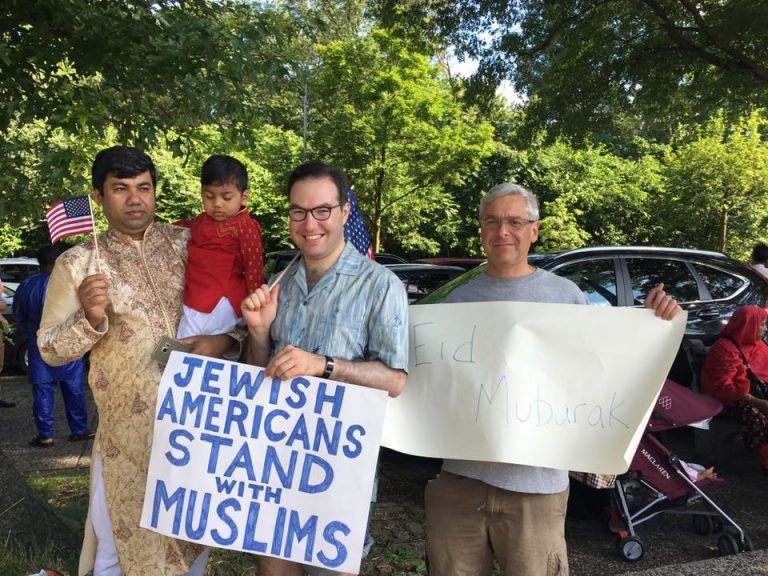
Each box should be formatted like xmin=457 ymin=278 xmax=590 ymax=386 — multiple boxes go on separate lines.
xmin=176 ymin=155 xmax=264 ymax=339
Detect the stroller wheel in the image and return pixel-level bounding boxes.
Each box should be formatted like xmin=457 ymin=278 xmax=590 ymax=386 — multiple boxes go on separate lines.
xmin=717 ymin=533 xmax=739 ymax=556
xmin=735 ymin=533 xmax=753 ymax=552
xmin=692 ymin=514 xmax=714 ymax=535
xmin=618 ymin=536 xmax=645 ymax=562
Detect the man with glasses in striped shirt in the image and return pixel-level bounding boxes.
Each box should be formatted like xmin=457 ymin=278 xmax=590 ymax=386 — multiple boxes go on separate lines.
xmin=242 ymin=160 xmax=409 ymax=576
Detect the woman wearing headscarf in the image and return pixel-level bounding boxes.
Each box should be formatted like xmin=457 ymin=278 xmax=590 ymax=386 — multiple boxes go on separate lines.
xmin=701 ymin=305 xmax=768 ymax=471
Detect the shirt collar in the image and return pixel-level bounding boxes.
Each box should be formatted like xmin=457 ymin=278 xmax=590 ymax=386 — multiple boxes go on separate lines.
xmin=333 ymin=241 xmax=364 ymax=276
xmin=104 ymin=221 xmax=157 ymax=244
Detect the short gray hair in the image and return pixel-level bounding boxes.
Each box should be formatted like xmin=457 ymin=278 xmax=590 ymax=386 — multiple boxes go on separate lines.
xmin=479 ymin=183 xmax=540 ymax=221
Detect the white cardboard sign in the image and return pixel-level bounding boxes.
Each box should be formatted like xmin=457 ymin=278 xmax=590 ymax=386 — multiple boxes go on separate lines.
xmin=140 ymin=352 xmax=388 ymax=574
xmin=382 ymin=302 xmax=686 ymax=474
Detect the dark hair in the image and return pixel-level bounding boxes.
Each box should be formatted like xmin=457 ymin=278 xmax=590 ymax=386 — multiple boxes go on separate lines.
xmin=36 ymin=243 xmax=69 ymax=271
xmin=201 ymin=155 xmax=248 ymax=192
xmin=91 ymin=146 xmax=156 ymax=193
xmin=753 ymin=243 xmax=768 ymax=264
xmin=286 ymin=161 xmax=349 ymax=204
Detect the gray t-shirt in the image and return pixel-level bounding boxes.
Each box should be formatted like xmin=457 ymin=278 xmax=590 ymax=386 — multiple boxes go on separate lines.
xmin=441 ymin=267 xmax=588 ymax=494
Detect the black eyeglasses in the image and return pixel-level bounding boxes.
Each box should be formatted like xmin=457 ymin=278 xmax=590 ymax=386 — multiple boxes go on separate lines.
xmin=288 ymin=204 xmax=342 ymax=222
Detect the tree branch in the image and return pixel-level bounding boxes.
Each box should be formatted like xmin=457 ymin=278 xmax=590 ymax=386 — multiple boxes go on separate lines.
xmin=640 ymin=0 xmax=768 ymax=81
xmin=518 ymin=0 xmax=617 ymax=57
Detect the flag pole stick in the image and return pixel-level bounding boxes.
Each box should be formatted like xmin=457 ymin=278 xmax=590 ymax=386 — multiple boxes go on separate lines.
xmin=269 ymin=251 xmax=300 ymax=292
xmin=87 ymin=195 xmax=102 ymax=273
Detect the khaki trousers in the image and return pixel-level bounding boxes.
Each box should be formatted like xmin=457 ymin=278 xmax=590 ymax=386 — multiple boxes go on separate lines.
xmin=425 ymin=471 xmax=569 ymax=576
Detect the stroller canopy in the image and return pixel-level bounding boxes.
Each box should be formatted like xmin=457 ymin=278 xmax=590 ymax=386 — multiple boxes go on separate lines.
xmin=648 ymin=379 xmax=722 ymax=432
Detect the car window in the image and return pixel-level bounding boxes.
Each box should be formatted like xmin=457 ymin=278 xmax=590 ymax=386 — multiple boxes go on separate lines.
xmin=394 ymin=268 xmax=464 ymax=303
xmin=0 ymin=264 xmax=38 ymax=284
xmin=375 ymin=253 xmax=408 ymax=265
xmin=691 ymin=263 xmax=746 ymax=300
xmin=626 ymin=258 xmax=699 ymax=304
xmin=551 ymin=259 xmax=618 ymax=306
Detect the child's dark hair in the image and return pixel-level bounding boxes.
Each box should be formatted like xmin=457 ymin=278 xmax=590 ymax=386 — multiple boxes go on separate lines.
xmin=286 ymin=161 xmax=349 ymax=204
xmin=201 ymin=155 xmax=248 ymax=192
xmin=91 ymin=146 xmax=156 ymax=193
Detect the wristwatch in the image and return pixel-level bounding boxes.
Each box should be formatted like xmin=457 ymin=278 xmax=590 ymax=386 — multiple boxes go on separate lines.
xmin=321 ymin=355 xmax=335 ymax=379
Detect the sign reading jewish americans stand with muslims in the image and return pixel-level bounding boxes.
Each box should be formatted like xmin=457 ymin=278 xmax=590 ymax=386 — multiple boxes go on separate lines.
xmin=140 ymin=353 xmax=387 ymax=573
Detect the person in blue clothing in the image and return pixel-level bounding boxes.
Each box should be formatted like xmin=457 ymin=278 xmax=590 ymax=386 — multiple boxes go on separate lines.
xmin=13 ymin=244 xmax=92 ymax=447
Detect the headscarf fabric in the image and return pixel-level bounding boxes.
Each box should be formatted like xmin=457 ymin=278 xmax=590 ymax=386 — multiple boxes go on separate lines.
xmin=701 ymin=305 xmax=768 ymax=405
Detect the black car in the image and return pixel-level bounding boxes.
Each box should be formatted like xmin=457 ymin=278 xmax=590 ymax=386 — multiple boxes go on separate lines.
xmin=385 ymin=263 xmax=466 ymax=303
xmin=422 ymin=246 xmax=768 ymax=386
xmin=412 ymin=257 xmax=484 ymax=271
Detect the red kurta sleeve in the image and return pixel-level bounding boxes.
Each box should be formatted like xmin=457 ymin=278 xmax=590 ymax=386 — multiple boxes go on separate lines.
xmin=239 ymin=217 xmax=264 ymax=292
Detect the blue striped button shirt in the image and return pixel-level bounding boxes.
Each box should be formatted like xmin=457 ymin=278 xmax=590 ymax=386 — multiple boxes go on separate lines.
xmin=270 ymin=242 xmax=409 ymax=370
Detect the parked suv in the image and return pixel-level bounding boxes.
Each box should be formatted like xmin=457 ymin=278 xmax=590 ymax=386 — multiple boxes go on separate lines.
xmin=0 ymin=257 xmax=39 ymax=290
xmin=423 ymin=246 xmax=768 ymax=386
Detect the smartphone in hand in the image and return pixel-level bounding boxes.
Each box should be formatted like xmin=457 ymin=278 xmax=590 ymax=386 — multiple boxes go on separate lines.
xmin=151 ymin=335 xmax=192 ymax=367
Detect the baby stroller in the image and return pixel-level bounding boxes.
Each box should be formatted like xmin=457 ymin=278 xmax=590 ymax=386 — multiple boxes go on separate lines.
xmin=613 ymin=378 xmax=751 ymax=561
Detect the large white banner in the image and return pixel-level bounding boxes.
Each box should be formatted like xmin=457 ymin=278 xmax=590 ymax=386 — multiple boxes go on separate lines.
xmin=382 ymin=302 xmax=687 ymax=474
xmin=140 ymin=352 xmax=388 ymax=574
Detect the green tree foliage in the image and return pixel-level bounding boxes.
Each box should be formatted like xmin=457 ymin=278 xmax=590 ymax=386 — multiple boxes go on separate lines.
xmin=512 ymin=140 xmax=663 ymax=251
xmin=407 ymin=0 xmax=768 ymax=142
xmin=655 ymin=112 xmax=768 ymax=257
xmin=308 ymin=29 xmax=495 ymax=254
xmin=440 ymin=103 xmax=531 ymax=257
xmin=4 ymin=0 xmax=768 ymax=263
xmin=0 ymin=119 xmax=100 ymax=251
xmin=0 ymin=0 xmax=293 ymax=145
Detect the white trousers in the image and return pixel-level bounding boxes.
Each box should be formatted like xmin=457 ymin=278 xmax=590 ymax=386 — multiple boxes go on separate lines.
xmin=91 ymin=453 xmax=210 ymax=575
xmin=177 ymin=297 xmax=240 ymax=339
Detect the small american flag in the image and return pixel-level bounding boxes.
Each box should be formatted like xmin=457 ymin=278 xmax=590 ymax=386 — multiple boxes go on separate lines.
xmin=345 ymin=189 xmax=374 ymax=259
xmin=46 ymin=195 xmax=94 ymax=244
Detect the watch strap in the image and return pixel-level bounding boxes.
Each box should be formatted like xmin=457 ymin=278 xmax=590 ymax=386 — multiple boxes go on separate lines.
xmin=321 ymin=355 xmax=335 ymax=379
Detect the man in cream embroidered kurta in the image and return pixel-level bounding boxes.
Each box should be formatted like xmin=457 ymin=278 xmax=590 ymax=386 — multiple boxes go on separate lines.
xmin=40 ymin=224 xmax=203 ymax=575
xmin=38 ymin=146 xmax=236 ymax=576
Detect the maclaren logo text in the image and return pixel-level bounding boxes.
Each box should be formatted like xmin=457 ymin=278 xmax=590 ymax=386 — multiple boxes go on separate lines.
xmin=640 ymin=448 xmax=671 ymax=480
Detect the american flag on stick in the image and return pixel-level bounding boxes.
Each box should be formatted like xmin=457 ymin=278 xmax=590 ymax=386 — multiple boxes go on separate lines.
xmin=46 ymin=195 xmax=95 ymax=244
xmin=344 ymin=189 xmax=374 ymax=259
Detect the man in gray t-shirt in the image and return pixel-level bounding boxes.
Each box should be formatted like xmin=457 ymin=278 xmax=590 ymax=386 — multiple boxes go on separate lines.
xmin=424 ymin=183 xmax=681 ymax=576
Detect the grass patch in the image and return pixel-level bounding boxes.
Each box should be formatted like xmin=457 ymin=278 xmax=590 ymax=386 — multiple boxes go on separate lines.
xmin=205 ymin=549 xmax=258 ymax=575
xmin=0 ymin=538 xmax=78 ymax=576
xmin=26 ymin=473 xmax=89 ymax=530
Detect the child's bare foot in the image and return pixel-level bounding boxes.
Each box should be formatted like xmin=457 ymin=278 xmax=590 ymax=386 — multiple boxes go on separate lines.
xmin=698 ymin=467 xmax=717 ymax=481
